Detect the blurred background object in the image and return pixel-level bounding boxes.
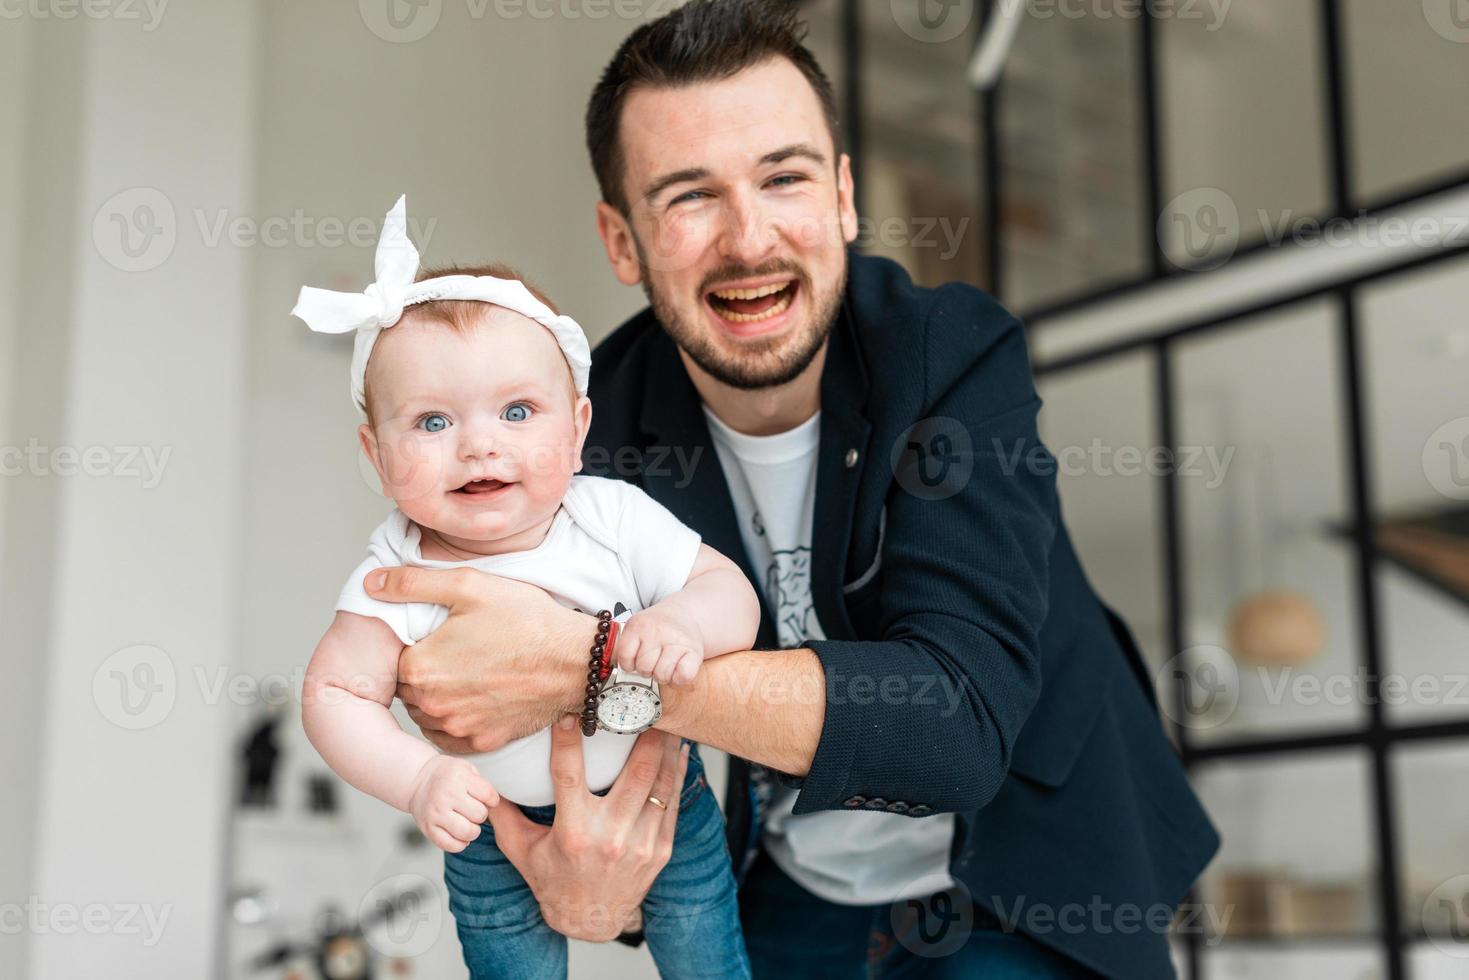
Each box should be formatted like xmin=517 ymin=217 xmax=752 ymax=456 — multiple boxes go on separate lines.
xmin=1 ymin=1 xmax=1467 ymax=979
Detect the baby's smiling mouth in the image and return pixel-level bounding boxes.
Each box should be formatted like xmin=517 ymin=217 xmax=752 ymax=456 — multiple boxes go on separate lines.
xmin=453 ymin=478 xmax=511 ymax=495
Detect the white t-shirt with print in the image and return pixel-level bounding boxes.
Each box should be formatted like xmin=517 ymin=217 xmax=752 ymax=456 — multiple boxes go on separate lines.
xmin=336 ymin=474 xmax=701 ymax=807
xmin=704 ymin=407 xmax=956 ymax=906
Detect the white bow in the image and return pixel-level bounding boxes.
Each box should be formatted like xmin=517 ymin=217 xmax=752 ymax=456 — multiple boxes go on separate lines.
xmin=291 ymin=195 xmax=591 ymax=413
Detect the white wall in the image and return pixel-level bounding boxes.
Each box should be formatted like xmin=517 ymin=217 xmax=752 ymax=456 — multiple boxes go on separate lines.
xmin=14 ymin=4 xmax=260 ymax=979
xmin=0 ymin=15 xmax=46 ymax=980
xmin=0 ymin=15 xmax=85 ymax=980
xmin=0 ymin=4 xmax=259 ymax=979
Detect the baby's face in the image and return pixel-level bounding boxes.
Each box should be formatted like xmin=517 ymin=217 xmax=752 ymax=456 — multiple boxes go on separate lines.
xmin=359 ymin=306 xmax=591 ymax=547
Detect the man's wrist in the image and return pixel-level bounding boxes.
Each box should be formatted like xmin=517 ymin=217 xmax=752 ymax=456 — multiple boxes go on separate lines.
xmin=554 ymin=608 xmax=602 ymax=715
xmin=653 ymin=655 xmax=709 ymax=734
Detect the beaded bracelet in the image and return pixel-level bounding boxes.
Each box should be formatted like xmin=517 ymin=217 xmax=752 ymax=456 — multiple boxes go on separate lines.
xmin=581 ymin=610 xmax=615 ymax=736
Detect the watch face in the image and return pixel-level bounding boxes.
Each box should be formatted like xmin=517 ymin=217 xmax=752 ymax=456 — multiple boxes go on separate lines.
xmin=597 ymin=684 xmax=660 ymax=733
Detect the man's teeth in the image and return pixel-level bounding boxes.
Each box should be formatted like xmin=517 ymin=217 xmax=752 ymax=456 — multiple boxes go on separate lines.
xmin=711 ymin=282 xmax=791 ymax=300
xmin=713 ymin=287 xmax=796 ymax=324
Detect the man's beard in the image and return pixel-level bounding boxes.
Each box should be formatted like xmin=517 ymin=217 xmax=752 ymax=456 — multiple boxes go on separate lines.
xmin=639 ymin=253 xmax=846 ymax=391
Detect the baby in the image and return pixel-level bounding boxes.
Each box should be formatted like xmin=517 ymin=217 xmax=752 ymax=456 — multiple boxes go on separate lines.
xmin=295 ymin=197 xmax=758 ymax=979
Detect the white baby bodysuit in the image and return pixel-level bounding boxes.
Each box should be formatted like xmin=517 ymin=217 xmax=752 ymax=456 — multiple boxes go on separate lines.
xmin=336 ymin=474 xmax=702 ymax=807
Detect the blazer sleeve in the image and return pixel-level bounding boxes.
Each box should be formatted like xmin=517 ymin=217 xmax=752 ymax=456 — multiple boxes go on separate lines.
xmin=788 ymin=314 xmax=1059 ymax=816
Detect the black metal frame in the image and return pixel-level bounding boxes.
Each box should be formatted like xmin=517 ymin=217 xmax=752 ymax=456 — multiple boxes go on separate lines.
xmin=1005 ymin=0 xmax=1469 ymax=324
xmin=1032 ymin=231 xmax=1469 ymax=980
xmin=812 ymin=0 xmax=1469 ymax=976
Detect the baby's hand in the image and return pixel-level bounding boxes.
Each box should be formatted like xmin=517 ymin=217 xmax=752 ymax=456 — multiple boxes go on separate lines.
xmin=408 ymin=755 xmax=499 ymax=853
xmin=617 ymin=607 xmax=705 ymax=685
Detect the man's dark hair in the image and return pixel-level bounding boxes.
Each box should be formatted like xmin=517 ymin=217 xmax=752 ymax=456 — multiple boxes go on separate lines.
xmin=585 ymin=0 xmax=841 ymax=217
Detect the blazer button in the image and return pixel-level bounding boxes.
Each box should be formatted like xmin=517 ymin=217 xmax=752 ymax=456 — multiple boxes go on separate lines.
xmin=842 ymin=795 xmax=867 ymax=808
xmin=844 ymin=448 xmax=859 ymax=468
xmin=908 ymin=804 xmax=933 ymax=817
xmin=885 ymin=801 xmax=909 ymax=814
xmin=862 ymin=797 xmax=888 ymax=811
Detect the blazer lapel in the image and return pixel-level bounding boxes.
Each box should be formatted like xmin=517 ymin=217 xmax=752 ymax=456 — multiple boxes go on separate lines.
xmin=810 ymin=299 xmax=872 ymax=642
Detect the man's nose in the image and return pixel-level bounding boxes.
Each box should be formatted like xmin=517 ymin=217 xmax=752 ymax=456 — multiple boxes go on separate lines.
xmin=716 ymin=191 xmax=777 ymax=267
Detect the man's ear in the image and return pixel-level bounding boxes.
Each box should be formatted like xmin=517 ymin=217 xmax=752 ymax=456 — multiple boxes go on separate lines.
xmin=837 ymin=152 xmax=859 ymax=245
xmin=358 ymin=422 xmax=389 ymax=493
xmin=571 ymin=395 xmax=593 ymax=473
xmin=595 ymin=201 xmax=643 ymax=287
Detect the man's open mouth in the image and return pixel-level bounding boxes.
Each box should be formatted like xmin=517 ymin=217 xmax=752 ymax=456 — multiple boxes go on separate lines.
xmin=705 ymin=279 xmax=798 ymax=324
xmin=453 ymin=479 xmax=511 ymax=495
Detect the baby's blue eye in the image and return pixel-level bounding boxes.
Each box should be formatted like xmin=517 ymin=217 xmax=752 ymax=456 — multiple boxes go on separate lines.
xmin=502 ymin=403 xmax=532 ymax=423
xmin=420 ymin=414 xmax=450 ymax=433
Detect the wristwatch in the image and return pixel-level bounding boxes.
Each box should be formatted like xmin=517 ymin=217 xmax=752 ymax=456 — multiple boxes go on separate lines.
xmin=595 ymin=666 xmax=661 ymax=735
xmin=595 ymin=610 xmax=661 ymax=735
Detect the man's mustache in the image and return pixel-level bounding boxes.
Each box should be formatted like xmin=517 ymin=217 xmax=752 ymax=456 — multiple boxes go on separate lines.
xmin=698 ymin=260 xmax=808 ymax=295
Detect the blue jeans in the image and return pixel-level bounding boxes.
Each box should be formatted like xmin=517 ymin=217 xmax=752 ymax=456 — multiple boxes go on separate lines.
xmin=443 ymin=746 xmax=751 ymax=980
xmin=738 ymin=850 xmax=1101 ymax=979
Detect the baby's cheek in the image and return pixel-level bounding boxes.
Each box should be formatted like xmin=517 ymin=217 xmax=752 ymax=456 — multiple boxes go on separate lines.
xmin=376 ymin=435 xmax=452 ymax=503
xmin=519 ymin=469 xmax=574 ymax=517
xmin=512 ymin=436 xmax=579 ymax=483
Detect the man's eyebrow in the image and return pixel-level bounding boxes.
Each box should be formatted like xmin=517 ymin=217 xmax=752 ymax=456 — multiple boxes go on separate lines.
xmin=642 ymin=167 xmax=711 ymax=205
xmin=640 ymin=143 xmax=829 ymax=205
xmin=759 ymin=142 xmax=827 ymax=168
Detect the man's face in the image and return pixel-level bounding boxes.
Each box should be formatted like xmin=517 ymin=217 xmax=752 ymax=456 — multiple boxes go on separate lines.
xmin=596 ymin=56 xmax=858 ymax=390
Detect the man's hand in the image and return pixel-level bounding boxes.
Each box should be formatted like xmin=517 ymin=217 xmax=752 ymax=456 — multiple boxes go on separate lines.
xmin=487 ymin=716 xmax=689 ymax=942
xmin=365 ymin=565 xmax=594 ymax=754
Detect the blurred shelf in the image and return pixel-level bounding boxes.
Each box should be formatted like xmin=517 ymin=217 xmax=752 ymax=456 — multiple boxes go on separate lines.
xmin=1330 ymin=506 xmax=1469 ymax=614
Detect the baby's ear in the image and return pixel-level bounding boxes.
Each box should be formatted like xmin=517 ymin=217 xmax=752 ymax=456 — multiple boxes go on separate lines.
xmin=358 ymin=423 xmax=387 ymax=486
xmin=571 ymin=395 xmax=593 ymax=472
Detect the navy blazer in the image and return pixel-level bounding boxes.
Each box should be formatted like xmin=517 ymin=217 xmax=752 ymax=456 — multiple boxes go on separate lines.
xmin=583 ymin=251 xmax=1219 ymax=979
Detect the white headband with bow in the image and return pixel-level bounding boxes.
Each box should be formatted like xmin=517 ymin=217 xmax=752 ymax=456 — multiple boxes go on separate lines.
xmin=291 ymin=195 xmax=591 ymax=413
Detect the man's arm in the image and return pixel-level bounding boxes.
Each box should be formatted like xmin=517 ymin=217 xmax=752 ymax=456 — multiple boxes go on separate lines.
xmin=656 ymin=647 xmax=825 ymax=776
xmin=372 ymin=561 xmax=823 ymax=771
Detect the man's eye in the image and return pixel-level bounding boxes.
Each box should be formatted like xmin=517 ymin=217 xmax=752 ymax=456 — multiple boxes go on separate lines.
xmin=502 ymin=403 xmax=532 ymax=423
xmin=768 ymin=174 xmax=805 ymax=188
xmin=419 ymin=413 xmax=450 ymax=433
xmin=670 ymin=190 xmax=708 ymax=205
